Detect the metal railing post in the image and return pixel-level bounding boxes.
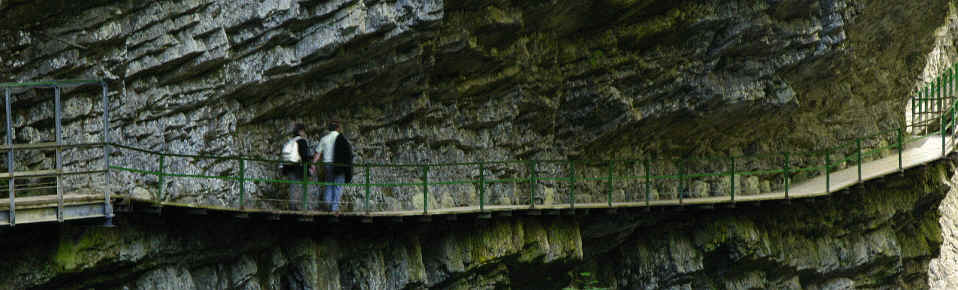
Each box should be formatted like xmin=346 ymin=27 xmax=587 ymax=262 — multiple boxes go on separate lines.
xmin=898 ymin=128 xmax=903 ymax=174
xmin=239 ymin=158 xmax=246 ymax=209
xmin=422 ymin=165 xmax=429 ymax=214
xmin=928 ymin=85 xmax=933 ymax=133
xmin=302 ymin=162 xmax=308 ymax=211
xmin=364 ymin=164 xmax=371 ymax=214
xmin=679 ymin=158 xmax=685 ymax=204
xmin=825 ymin=150 xmax=830 ymax=194
xmin=645 ymin=158 xmax=651 ymax=207
xmin=783 ymin=152 xmax=789 ymax=200
xmin=857 ymin=138 xmax=862 ymax=183
xmin=4 ymin=88 xmax=14 ymax=226
xmin=529 ymin=160 xmax=537 ymax=208
xmin=101 ymin=82 xmax=113 ymax=221
xmin=730 ymin=155 xmax=735 ymax=204
xmin=55 ymin=86 xmax=63 ymax=222
xmin=607 ymin=159 xmax=614 ymax=207
xmin=158 ymin=154 xmax=166 ymax=200
xmin=569 ymin=159 xmax=576 ymax=209
xmin=479 ymin=161 xmax=485 ymax=212
xmin=905 ymin=90 xmax=918 ymax=128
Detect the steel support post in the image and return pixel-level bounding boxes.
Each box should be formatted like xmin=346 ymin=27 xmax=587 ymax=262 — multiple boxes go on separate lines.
xmin=943 ymin=85 xmax=947 ymax=157
xmin=784 ymin=152 xmax=789 ymax=200
xmin=898 ymin=128 xmax=903 ymax=173
xmin=4 ymin=88 xmax=14 ymax=226
xmin=857 ymin=139 xmax=863 ymax=183
xmin=302 ymin=162 xmax=308 ymax=211
xmin=101 ymin=82 xmax=113 ymax=220
xmin=55 ymin=86 xmax=63 ymax=222
xmin=607 ymin=160 xmax=614 ymax=207
xmin=529 ymin=160 xmax=537 ymax=208
xmin=239 ymin=158 xmax=246 ymax=209
xmin=479 ymin=162 xmax=485 ymax=212
xmin=158 ymin=154 xmax=166 ymax=200
xmin=364 ymin=164 xmax=371 ymax=215
xmin=570 ymin=160 xmax=576 ymax=210
xmin=730 ymin=156 xmax=735 ymax=203
xmin=422 ymin=165 xmax=429 ymax=214
xmin=679 ymin=159 xmax=685 ymax=205
xmin=645 ymin=158 xmax=651 ymax=207
xmin=825 ymin=151 xmax=830 ymax=194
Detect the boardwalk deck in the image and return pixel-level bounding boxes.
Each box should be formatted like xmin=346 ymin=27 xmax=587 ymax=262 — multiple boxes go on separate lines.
xmin=0 ymin=194 xmax=107 ymax=226
xmin=115 ymin=135 xmax=953 ymax=219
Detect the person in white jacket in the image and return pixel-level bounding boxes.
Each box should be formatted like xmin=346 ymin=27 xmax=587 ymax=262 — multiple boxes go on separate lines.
xmin=312 ymin=121 xmax=351 ymax=212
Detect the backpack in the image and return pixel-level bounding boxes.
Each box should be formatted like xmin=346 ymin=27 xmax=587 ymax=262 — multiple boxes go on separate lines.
xmin=282 ymin=136 xmax=303 ymax=162
xmin=333 ymin=134 xmax=353 ymax=183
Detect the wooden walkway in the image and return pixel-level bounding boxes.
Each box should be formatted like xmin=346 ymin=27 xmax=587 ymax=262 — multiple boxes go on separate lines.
xmin=116 ymin=135 xmax=954 ymax=220
xmin=0 ymin=194 xmax=107 ymax=226
xmin=2 ymin=135 xmax=953 ymax=225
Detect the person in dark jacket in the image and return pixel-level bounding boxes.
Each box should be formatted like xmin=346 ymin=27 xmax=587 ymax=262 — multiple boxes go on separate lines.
xmin=281 ymin=123 xmax=310 ymax=210
xmin=312 ymin=121 xmax=352 ymax=212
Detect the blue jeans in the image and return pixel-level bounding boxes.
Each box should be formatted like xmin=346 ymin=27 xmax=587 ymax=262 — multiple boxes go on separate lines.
xmin=285 ymin=167 xmax=305 ymax=211
xmin=324 ymin=166 xmax=345 ymax=211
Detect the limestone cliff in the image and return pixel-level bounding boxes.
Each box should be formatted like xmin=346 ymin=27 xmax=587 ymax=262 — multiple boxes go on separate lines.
xmin=1 ymin=0 xmax=957 ymax=289
xmin=0 ymin=0 xmax=946 ymax=208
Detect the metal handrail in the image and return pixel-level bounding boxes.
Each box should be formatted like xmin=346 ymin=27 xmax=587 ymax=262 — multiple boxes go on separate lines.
xmin=7 ymin=64 xmax=958 ymax=219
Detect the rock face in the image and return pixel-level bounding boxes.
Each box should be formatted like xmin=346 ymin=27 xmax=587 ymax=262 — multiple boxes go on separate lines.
xmin=0 ymin=0 xmax=948 ymax=209
xmin=0 ymin=161 xmax=949 ymax=289
xmin=1 ymin=0 xmax=957 ymax=289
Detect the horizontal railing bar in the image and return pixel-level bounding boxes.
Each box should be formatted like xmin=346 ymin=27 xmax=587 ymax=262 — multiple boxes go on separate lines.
xmin=0 ymin=142 xmax=104 ymax=152
xmin=0 ymin=80 xmax=102 ymax=88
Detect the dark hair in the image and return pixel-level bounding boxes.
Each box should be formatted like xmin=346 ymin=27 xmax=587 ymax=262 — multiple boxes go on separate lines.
xmin=292 ymin=123 xmax=306 ymax=135
xmin=327 ymin=121 xmax=340 ymax=131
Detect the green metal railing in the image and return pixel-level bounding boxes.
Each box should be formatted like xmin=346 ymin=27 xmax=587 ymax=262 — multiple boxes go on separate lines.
xmin=99 ymin=64 xmax=958 ymax=216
